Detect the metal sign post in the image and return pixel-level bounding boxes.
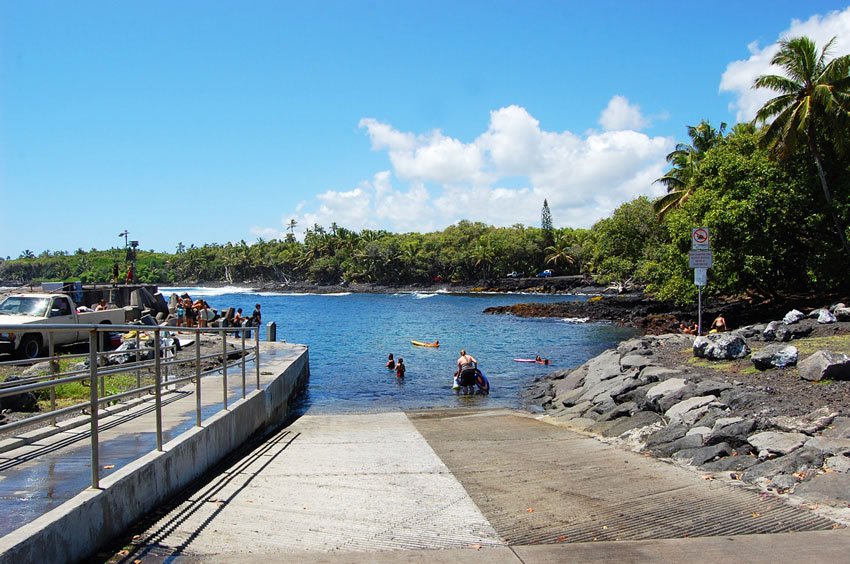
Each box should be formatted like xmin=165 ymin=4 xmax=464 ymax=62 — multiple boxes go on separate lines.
xmin=691 ymin=227 xmax=711 ymax=336
xmin=694 ymin=267 xmax=707 ymax=335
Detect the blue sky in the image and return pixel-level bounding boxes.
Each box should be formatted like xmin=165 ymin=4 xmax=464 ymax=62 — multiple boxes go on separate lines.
xmin=2 ymin=1 xmax=849 ymax=258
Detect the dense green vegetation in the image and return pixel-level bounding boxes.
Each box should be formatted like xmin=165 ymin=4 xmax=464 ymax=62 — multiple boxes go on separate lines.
xmin=1 ymin=36 xmax=848 ymax=307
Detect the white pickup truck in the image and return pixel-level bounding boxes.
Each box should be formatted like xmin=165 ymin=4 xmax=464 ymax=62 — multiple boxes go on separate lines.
xmin=0 ymin=293 xmax=126 ymax=359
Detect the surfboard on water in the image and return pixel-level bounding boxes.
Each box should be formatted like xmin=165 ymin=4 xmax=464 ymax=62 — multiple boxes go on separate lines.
xmin=411 ymin=340 xmax=439 ymax=347
xmin=513 ymin=358 xmax=553 ymax=364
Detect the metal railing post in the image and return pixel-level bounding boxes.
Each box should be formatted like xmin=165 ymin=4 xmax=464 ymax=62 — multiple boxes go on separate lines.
xmin=222 ymin=330 xmax=228 ymax=410
xmin=89 ymin=330 xmax=100 ymax=489
xmin=154 ymin=327 xmax=163 ymax=451
xmin=195 ymin=329 xmax=202 ymax=427
xmin=99 ymin=330 xmax=105 ymax=399
xmin=255 ymin=327 xmax=260 ymax=390
xmin=135 ymin=331 xmax=141 ymax=389
xmin=241 ymin=328 xmax=246 ymax=399
xmin=48 ymin=332 xmax=56 ymax=425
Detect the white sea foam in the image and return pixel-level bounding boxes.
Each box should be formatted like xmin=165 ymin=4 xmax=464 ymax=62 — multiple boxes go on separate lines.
xmin=561 ymin=317 xmax=590 ymax=324
xmin=160 ymin=286 xmax=254 ymax=297
xmin=255 ymin=291 xmax=352 ymax=297
xmin=162 ymin=286 xmax=353 ymax=298
xmin=412 ymin=292 xmax=438 ymax=299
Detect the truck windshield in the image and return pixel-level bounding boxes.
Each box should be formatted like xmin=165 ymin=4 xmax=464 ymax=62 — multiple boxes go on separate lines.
xmin=0 ymin=297 xmax=50 ymax=317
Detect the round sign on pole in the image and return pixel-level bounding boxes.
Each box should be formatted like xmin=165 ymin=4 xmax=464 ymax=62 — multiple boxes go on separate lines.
xmin=691 ymin=227 xmax=710 ymax=249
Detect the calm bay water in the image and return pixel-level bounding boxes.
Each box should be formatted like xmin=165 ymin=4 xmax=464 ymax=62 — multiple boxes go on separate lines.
xmin=163 ymin=287 xmax=637 ymax=413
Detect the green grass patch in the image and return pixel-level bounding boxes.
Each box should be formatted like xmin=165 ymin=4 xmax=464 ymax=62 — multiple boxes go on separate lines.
xmin=792 ymin=334 xmax=850 ymax=356
xmin=687 ymin=356 xmax=741 ymax=372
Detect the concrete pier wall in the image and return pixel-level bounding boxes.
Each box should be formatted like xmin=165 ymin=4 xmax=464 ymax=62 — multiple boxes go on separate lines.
xmin=0 ymin=343 xmax=309 ymax=564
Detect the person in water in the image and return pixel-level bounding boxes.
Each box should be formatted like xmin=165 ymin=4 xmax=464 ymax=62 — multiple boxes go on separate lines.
xmin=386 ymin=353 xmax=395 ymax=370
xmin=395 ymin=358 xmax=406 ymax=378
xmin=456 ymin=349 xmax=478 ymax=394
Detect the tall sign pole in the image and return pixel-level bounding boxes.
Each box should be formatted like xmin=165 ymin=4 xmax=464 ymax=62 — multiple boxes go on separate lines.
xmin=689 ymin=227 xmax=711 ymax=336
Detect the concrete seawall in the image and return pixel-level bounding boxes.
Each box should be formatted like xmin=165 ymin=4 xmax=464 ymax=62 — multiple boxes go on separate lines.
xmin=0 ymin=341 xmax=309 ymax=564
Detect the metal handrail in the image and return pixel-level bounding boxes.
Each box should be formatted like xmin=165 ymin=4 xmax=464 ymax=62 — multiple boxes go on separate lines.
xmin=0 ymin=322 xmax=263 ymax=488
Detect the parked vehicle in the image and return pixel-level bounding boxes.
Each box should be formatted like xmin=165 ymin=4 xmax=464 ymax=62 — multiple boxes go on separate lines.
xmin=0 ymin=293 xmax=126 ymax=359
xmin=506 ymin=271 xmax=523 ymax=278
xmin=537 ymin=269 xmax=553 ymax=278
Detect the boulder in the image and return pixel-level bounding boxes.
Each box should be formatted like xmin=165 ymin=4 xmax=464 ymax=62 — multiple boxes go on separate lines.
xmin=582 ymin=350 xmax=624 ymax=389
xmin=645 ymin=378 xmax=687 ymax=403
xmin=559 ymin=387 xmax=587 ymax=408
xmin=741 ymin=447 xmax=824 ymax=484
xmin=639 ymin=366 xmax=683 ymax=382
xmin=734 ymin=325 xmax=763 ymax=339
xmin=597 ymin=411 xmax=663 ymax=438
xmin=665 ymin=395 xmax=719 ymax=425
xmin=834 ymin=307 xmax=850 ymax=322
xmin=693 ymin=334 xmax=750 ymax=361
xmin=817 ymin=309 xmax=837 ymax=324
xmin=706 ymin=417 xmax=757 ymax=448
xmin=552 ymin=367 xmax=587 ymax=396
xmin=719 ymin=387 xmax=768 ymax=410
xmin=701 ymin=454 xmax=759 ymax=472
xmin=751 ymin=344 xmax=798 ymax=370
xmin=686 ymin=426 xmax=712 ymax=437
xmin=616 ymin=382 xmax=659 ymax=411
xmin=620 ymin=354 xmax=654 ymax=371
xmin=644 ymin=423 xmax=691 ymax=449
xmin=822 ymin=416 xmax=850 ymax=439
xmin=693 ymin=380 xmax=733 ymax=396
xmin=804 ymin=437 xmax=850 ymax=456
xmin=657 ymin=384 xmax=697 ymax=412
xmin=596 ymin=401 xmax=637 ymax=422
xmin=652 ymin=433 xmax=705 ymax=457
xmin=824 ymin=455 xmax=850 ymax=473
xmin=747 ymin=431 xmax=807 ymax=456
xmin=762 ymin=321 xmax=782 ymax=341
xmin=672 ymin=442 xmax=732 ymax=466
xmin=794 ymin=473 xmax=850 ymax=506
xmin=783 ymin=309 xmax=805 ymax=325
xmin=768 ymin=407 xmax=838 ymax=435
xmin=798 ymin=351 xmax=850 ymax=382
xmin=617 ymin=338 xmax=654 ymax=356
xmin=775 ymin=319 xmax=815 ymax=342
xmin=0 ymin=375 xmax=39 ymax=412
xmin=768 ymin=474 xmax=798 ymax=493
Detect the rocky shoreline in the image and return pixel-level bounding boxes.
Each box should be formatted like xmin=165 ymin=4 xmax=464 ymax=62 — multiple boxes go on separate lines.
xmin=523 ymin=304 xmax=850 ymax=523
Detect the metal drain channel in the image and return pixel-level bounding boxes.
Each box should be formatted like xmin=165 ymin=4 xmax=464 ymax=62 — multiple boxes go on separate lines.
xmin=408 ymin=410 xmax=840 ymax=545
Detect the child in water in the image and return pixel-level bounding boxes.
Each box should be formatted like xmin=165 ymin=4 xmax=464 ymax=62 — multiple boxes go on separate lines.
xmin=395 ymin=358 xmax=406 ymax=378
xmin=386 ymin=353 xmax=395 ymax=370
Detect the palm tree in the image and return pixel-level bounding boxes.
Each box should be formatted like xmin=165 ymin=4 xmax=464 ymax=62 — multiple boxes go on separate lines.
xmin=544 ymin=235 xmax=575 ymax=271
xmin=652 ymin=120 xmax=726 ymax=218
xmin=752 ymin=35 xmax=850 ymax=260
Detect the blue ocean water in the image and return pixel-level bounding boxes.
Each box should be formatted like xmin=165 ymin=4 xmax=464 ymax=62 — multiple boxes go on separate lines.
xmin=162 ymin=287 xmax=637 ymax=413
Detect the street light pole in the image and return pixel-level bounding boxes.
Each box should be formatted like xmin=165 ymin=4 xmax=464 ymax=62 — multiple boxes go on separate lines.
xmin=118 ymin=230 xmax=129 ymax=249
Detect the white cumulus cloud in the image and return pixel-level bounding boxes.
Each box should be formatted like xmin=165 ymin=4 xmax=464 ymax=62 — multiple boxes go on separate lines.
xmin=270 ymin=101 xmax=672 ymax=239
xmin=598 ymin=95 xmax=649 ymax=131
xmin=720 ymin=7 xmax=850 ymax=122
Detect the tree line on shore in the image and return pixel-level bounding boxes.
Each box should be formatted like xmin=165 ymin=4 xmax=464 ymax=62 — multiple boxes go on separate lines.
xmin=1 ymin=36 xmax=848 ymax=307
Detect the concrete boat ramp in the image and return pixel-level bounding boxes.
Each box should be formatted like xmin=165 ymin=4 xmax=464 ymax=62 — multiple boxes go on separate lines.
xmin=111 ymin=409 xmax=848 ymax=563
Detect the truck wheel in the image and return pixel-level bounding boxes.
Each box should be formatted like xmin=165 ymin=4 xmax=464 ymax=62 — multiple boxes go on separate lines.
xmin=18 ymin=335 xmax=42 ymax=360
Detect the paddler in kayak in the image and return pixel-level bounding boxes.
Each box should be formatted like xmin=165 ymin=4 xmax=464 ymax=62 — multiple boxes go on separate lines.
xmin=456 ymin=349 xmax=478 ymax=394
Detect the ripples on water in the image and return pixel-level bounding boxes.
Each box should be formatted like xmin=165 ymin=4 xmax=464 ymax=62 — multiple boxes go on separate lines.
xmin=162 ymin=287 xmax=637 ymax=414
